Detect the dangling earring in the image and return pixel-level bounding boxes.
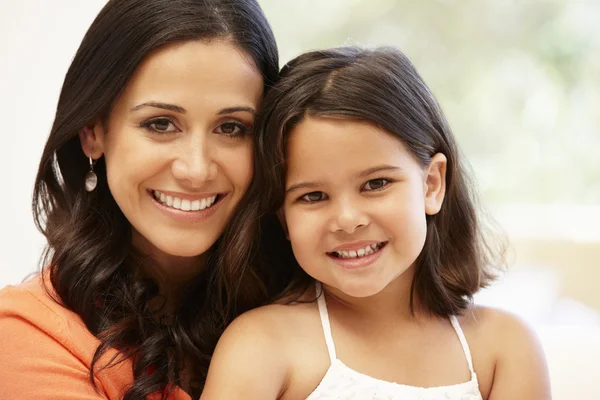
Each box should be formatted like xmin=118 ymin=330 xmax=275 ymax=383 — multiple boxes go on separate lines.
xmin=85 ymin=156 xmax=98 ymax=192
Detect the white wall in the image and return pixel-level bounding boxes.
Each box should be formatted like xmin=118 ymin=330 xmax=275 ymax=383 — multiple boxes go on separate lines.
xmin=0 ymin=1 xmax=107 ymax=287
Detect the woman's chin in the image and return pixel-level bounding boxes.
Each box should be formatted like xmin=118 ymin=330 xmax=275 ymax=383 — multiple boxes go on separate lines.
xmin=155 ymin=244 xmax=213 ymax=259
xmin=135 ymin=234 xmax=215 ymax=263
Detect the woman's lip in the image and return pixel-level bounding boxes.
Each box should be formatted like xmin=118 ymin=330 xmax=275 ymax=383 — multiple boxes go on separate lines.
xmin=329 ymin=240 xmax=386 ymax=252
xmin=148 ymin=189 xmax=222 ymax=202
xmin=148 ymin=191 xmax=227 ymax=222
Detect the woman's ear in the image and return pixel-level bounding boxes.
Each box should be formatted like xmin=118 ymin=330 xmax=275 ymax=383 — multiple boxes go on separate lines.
xmin=78 ymin=122 xmax=106 ymax=160
xmin=424 ymin=153 xmax=447 ymax=216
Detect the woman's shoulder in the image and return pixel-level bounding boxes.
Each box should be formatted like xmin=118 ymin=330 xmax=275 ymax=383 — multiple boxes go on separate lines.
xmin=0 ymin=274 xmax=137 ymax=399
xmin=0 ymin=274 xmax=61 ymax=321
xmin=2 ymin=274 xmax=73 ymax=319
xmin=0 ymin=273 xmax=93 ymax=352
xmin=0 ymin=272 xmax=112 ymax=366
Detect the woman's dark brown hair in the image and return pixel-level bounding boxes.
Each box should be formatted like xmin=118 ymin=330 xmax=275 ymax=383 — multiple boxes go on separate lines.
xmin=32 ymin=0 xmax=279 ymax=399
xmin=254 ymin=46 xmax=505 ymax=317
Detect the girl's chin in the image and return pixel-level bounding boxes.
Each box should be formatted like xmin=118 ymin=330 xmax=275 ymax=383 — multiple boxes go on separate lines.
xmin=324 ymin=281 xmax=388 ymax=299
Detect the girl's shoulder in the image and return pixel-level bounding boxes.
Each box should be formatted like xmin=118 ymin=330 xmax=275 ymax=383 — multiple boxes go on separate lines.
xmin=458 ymin=305 xmax=540 ymax=351
xmin=203 ymin=292 xmax=330 ymax=399
xmin=223 ymin=285 xmax=320 ymax=339
xmin=221 ymin=291 xmax=322 ymax=352
xmin=457 ymin=305 xmax=548 ymax=398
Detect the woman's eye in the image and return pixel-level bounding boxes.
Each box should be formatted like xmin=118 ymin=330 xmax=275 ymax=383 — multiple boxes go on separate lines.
xmin=300 ymin=191 xmax=328 ymax=203
xmin=363 ymin=178 xmax=390 ymax=191
xmin=140 ymin=117 xmax=178 ymax=134
xmin=215 ymin=121 xmax=249 ymax=137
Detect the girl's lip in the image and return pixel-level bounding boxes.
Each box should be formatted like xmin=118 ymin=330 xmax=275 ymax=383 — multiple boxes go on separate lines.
xmin=327 ymin=242 xmax=388 ymax=270
xmin=329 ymin=240 xmax=386 ymax=252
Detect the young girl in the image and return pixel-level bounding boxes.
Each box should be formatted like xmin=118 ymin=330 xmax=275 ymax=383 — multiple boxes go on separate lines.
xmin=201 ymin=47 xmax=551 ymax=399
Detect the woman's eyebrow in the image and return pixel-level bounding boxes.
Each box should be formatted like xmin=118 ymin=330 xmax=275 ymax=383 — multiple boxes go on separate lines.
xmin=130 ymin=103 xmax=256 ymax=116
xmin=130 ymin=101 xmax=186 ymax=113
xmin=218 ymin=106 xmax=256 ymax=116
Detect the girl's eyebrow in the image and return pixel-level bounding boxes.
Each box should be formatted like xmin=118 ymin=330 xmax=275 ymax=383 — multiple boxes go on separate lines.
xmin=359 ymin=165 xmax=402 ymax=177
xmin=286 ymin=181 xmax=324 ymax=194
xmin=286 ymin=166 xmax=401 ymax=194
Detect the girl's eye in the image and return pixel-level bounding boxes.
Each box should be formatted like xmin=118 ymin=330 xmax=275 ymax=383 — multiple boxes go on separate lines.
xmin=299 ymin=191 xmax=328 ymax=203
xmin=215 ymin=121 xmax=249 ymax=138
xmin=140 ymin=117 xmax=179 ymax=134
xmin=363 ymin=178 xmax=390 ymax=191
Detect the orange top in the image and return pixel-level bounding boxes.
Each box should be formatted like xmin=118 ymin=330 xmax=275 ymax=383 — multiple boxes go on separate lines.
xmin=0 ymin=274 xmax=191 ymax=400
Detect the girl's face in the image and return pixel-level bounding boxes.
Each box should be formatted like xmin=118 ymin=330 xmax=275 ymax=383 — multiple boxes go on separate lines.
xmin=283 ymin=116 xmax=447 ymax=298
xmin=80 ymin=40 xmax=263 ymax=273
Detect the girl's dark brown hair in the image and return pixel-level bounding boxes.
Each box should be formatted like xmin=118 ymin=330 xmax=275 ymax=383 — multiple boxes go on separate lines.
xmin=254 ymin=46 xmax=505 ymax=317
xmin=32 ymin=0 xmax=279 ymax=398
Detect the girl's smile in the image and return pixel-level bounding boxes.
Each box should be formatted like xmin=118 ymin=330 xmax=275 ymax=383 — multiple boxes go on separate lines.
xmin=326 ymin=240 xmax=389 ymax=269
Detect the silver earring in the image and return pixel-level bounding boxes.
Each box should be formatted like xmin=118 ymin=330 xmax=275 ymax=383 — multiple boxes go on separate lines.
xmin=85 ymin=156 xmax=98 ymax=192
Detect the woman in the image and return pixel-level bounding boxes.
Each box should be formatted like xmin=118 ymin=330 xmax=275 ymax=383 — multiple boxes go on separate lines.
xmin=0 ymin=0 xmax=280 ymax=399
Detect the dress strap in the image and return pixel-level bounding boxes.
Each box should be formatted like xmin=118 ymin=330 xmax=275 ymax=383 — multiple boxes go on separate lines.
xmin=449 ymin=315 xmax=475 ymax=374
xmin=315 ymin=281 xmax=337 ymax=363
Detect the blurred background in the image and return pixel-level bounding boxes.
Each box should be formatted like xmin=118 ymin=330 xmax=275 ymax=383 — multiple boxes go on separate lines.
xmin=1 ymin=0 xmax=598 ymax=397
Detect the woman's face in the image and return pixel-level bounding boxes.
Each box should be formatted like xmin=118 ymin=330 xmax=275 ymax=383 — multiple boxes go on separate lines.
xmin=81 ymin=40 xmax=263 ymax=271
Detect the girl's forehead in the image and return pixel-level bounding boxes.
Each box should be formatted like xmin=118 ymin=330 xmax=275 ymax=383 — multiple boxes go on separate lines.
xmin=285 ymin=116 xmax=419 ymax=179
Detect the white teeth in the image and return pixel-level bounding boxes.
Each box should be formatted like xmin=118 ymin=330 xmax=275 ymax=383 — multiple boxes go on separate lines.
xmin=333 ymin=242 xmax=384 ymax=259
xmin=191 ymin=200 xmax=201 ymax=211
xmin=181 ymin=199 xmax=191 ymax=211
xmin=152 ymin=190 xmax=219 ymax=212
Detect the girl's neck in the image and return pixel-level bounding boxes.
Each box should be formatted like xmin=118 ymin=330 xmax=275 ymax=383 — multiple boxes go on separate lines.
xmin=322 ymin=265 xmax=427 ymax=323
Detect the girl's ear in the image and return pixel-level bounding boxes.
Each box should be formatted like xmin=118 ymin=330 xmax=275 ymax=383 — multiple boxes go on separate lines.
xmin=78 ymin=122 xmax=106 ymax=159
xmin=276 ymin=208 xmax=290 ymax=240
xmin=424 ymin=153 xmax=447 ymax=215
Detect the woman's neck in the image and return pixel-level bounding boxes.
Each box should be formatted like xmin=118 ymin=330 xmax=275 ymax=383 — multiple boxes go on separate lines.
xmin=131 ymin=230 xmax=207 ymax=312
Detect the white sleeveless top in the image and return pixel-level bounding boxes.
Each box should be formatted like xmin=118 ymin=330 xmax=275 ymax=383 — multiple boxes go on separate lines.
xmin=306 ymin=282 xmax=483 ymax=400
